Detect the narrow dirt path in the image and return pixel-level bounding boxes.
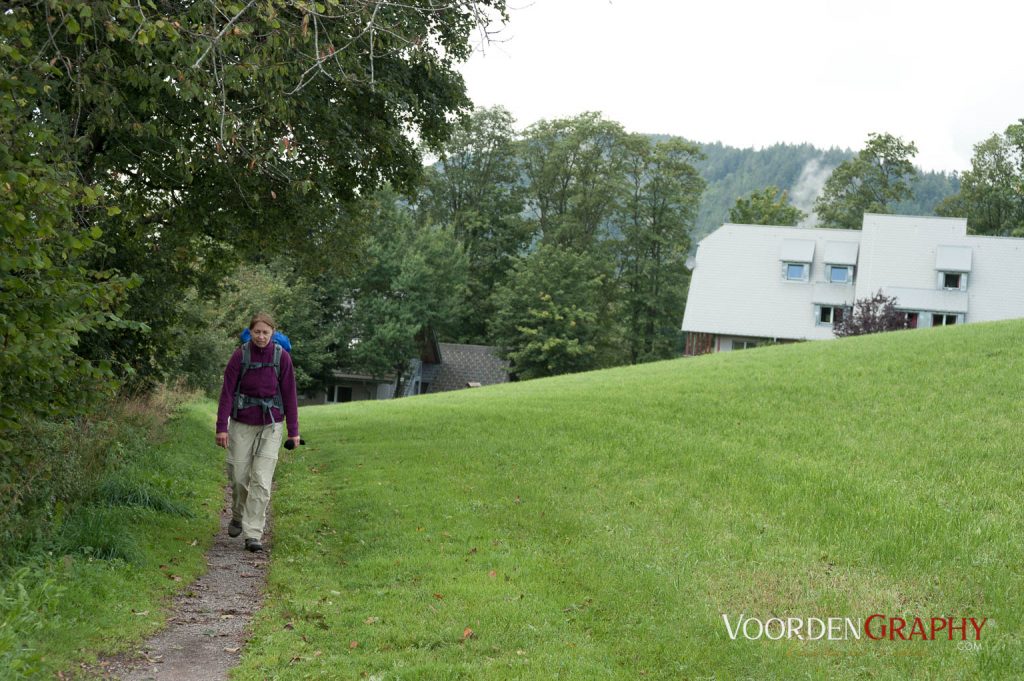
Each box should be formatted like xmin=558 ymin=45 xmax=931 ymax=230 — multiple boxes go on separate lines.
xmin=97 ymin=487 xmax=270 ymax=681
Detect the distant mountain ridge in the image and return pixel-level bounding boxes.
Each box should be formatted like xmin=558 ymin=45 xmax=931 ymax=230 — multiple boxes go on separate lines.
xmin=647 ymin=136 xmax=961 ymax=239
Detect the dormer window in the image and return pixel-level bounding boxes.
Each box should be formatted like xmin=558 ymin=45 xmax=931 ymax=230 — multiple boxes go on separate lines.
xmin=822 ymin=241 xmax=858 ymax=285
xmin=779 ymin=239 xmax=814 ymax=283
xmin=784 ymin=262 xmax=809 ymax=281
xmin=935 ymin=246 xmax=971 ymax=291
xmin=941 ymin=272 xmax=967 ymax=291
xmin=827 ymin=265 xmax=853 ymax=284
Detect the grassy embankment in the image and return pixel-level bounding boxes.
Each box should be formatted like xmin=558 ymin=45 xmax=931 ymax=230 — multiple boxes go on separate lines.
xmin=238 ymin=320 xmax=1024 ymax=680
xmin=0 ymin=399 xmax=224 ymax=679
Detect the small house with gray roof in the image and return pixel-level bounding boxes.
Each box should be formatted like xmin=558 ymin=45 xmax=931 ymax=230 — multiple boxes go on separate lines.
xmin=398 ymin=334 xmax=510 ymax=397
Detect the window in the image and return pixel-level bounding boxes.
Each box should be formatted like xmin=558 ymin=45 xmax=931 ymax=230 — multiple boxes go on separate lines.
xmin=827 ymin=265 xmax=853 ymax=284
xmin=903 ymin=312 xmax=919 ymax=329
xmin=932 ymin=313 xmax=958 ymax=326
xmin=734 ymin=340 xmax=758 ymax=350
xmin=817 ymin=305 xmax=845 ymax=326
xmin=784 ymin=262 xmax=809 ymax=282
xmin=939 ymin=272 xmax=967 ymax=291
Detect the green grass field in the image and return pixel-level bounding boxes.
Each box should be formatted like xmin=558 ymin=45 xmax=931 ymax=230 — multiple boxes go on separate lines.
xmin=11 ymin=320 xmax=1018 ymax=679
xmin=231 ymin=320 xmax=1024 ymax=680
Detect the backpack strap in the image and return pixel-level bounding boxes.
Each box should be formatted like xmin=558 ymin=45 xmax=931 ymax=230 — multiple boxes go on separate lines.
xmin=232 ymin=342 xmax=251 ymax=420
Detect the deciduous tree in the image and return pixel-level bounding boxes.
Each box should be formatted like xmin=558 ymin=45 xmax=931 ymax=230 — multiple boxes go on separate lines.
xmin=619 ymin=136 xmax=705 ymax=363
xmin=0 ymin=0 xmax=509 ymax=474
xmin=937 ymin=121 xmax=1024 ymax=236
xmin=1 ymin=10 xmax=142 ymax=450
xmin=344 ymin=191 xmax=469 ymax=396
xmin=815 ymin=133 xmax=918 ymax=229
xmin=489 ymin=245 xmax=613 ymax=379
xmin=4 ymin=0 xmax=506 ymax=397
xmin=728 ymin=186 xmax=806 ymax=226
xmin=519 ymin=113 xmax=629 ymax=250
xmin=417 ymin=107 xmax=531 ymax=342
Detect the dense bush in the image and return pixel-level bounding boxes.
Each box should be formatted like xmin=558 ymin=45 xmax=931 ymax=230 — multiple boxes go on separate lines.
xmin=0 ymin=388 xmax=194 ymax=563
xmin=833 ymin=291 xmax=911 ymax=337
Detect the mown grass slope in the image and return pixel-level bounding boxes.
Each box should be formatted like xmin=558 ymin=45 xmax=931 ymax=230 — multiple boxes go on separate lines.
xmin=239 ymin=320 xmax=1024 ymax=680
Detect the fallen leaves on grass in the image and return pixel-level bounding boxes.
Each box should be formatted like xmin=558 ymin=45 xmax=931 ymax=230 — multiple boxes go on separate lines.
xmin=462 ymin=627 xmax=476 ymax=641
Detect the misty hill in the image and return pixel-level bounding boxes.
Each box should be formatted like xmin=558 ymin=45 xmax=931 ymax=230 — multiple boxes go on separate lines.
xmin=677 ymin=139 xmax=961 ymax=239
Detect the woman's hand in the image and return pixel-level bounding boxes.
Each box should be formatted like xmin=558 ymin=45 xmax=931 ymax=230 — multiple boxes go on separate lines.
xmin=289 ymin=436 xmax=301 ymax=449
xmin=216 ymin=432 xmax=229 ymax=448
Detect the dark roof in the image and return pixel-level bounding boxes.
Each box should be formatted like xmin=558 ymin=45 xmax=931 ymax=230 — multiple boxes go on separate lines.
xmin=329 ymin=370 xmax=395 ymax=383
xmin=428 ymin=343 xmax=509 ymax=393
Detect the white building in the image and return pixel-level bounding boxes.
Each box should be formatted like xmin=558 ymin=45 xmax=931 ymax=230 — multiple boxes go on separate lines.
xmin=681 ymin=214 xmax=1024 ymax=354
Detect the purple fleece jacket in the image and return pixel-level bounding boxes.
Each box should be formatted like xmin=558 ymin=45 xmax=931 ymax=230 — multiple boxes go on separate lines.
xmin=216 ymin=342 xmax=300 ymax=438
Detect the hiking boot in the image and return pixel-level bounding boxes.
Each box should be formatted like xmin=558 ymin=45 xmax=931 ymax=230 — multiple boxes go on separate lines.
xmin=244 ymin=538 xmax=263 ymax=552
xmin=228 ymin=520 xmax=242 ymax=538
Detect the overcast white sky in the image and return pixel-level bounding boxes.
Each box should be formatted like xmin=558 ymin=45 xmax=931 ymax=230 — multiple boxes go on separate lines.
xmin=458 ymin=0 xmax=1024 ymax=173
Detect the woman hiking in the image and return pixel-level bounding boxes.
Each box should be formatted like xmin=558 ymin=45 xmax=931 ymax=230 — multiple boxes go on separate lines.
xmin=215 ymin=313 xmax=300 ymax=552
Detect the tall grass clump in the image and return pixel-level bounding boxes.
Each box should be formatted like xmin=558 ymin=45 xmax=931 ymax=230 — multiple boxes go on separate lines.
xmin=95 ymin=475 xmax=195 ymax=517
xmin=0 ymin=565 xmax=64 ymax=679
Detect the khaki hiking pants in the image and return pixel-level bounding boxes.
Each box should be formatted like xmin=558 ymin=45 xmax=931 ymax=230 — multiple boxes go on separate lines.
xmin=226 ymin=421 xmax=282 ymax=541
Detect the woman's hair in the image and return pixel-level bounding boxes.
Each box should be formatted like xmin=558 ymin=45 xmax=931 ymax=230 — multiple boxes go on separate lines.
xmin=249 ymin=312 xmax=276 ymax=330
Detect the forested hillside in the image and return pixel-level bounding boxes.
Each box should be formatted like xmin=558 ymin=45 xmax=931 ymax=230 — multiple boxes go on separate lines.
xmin=681 ymin=139 xmax=961 ymax=238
